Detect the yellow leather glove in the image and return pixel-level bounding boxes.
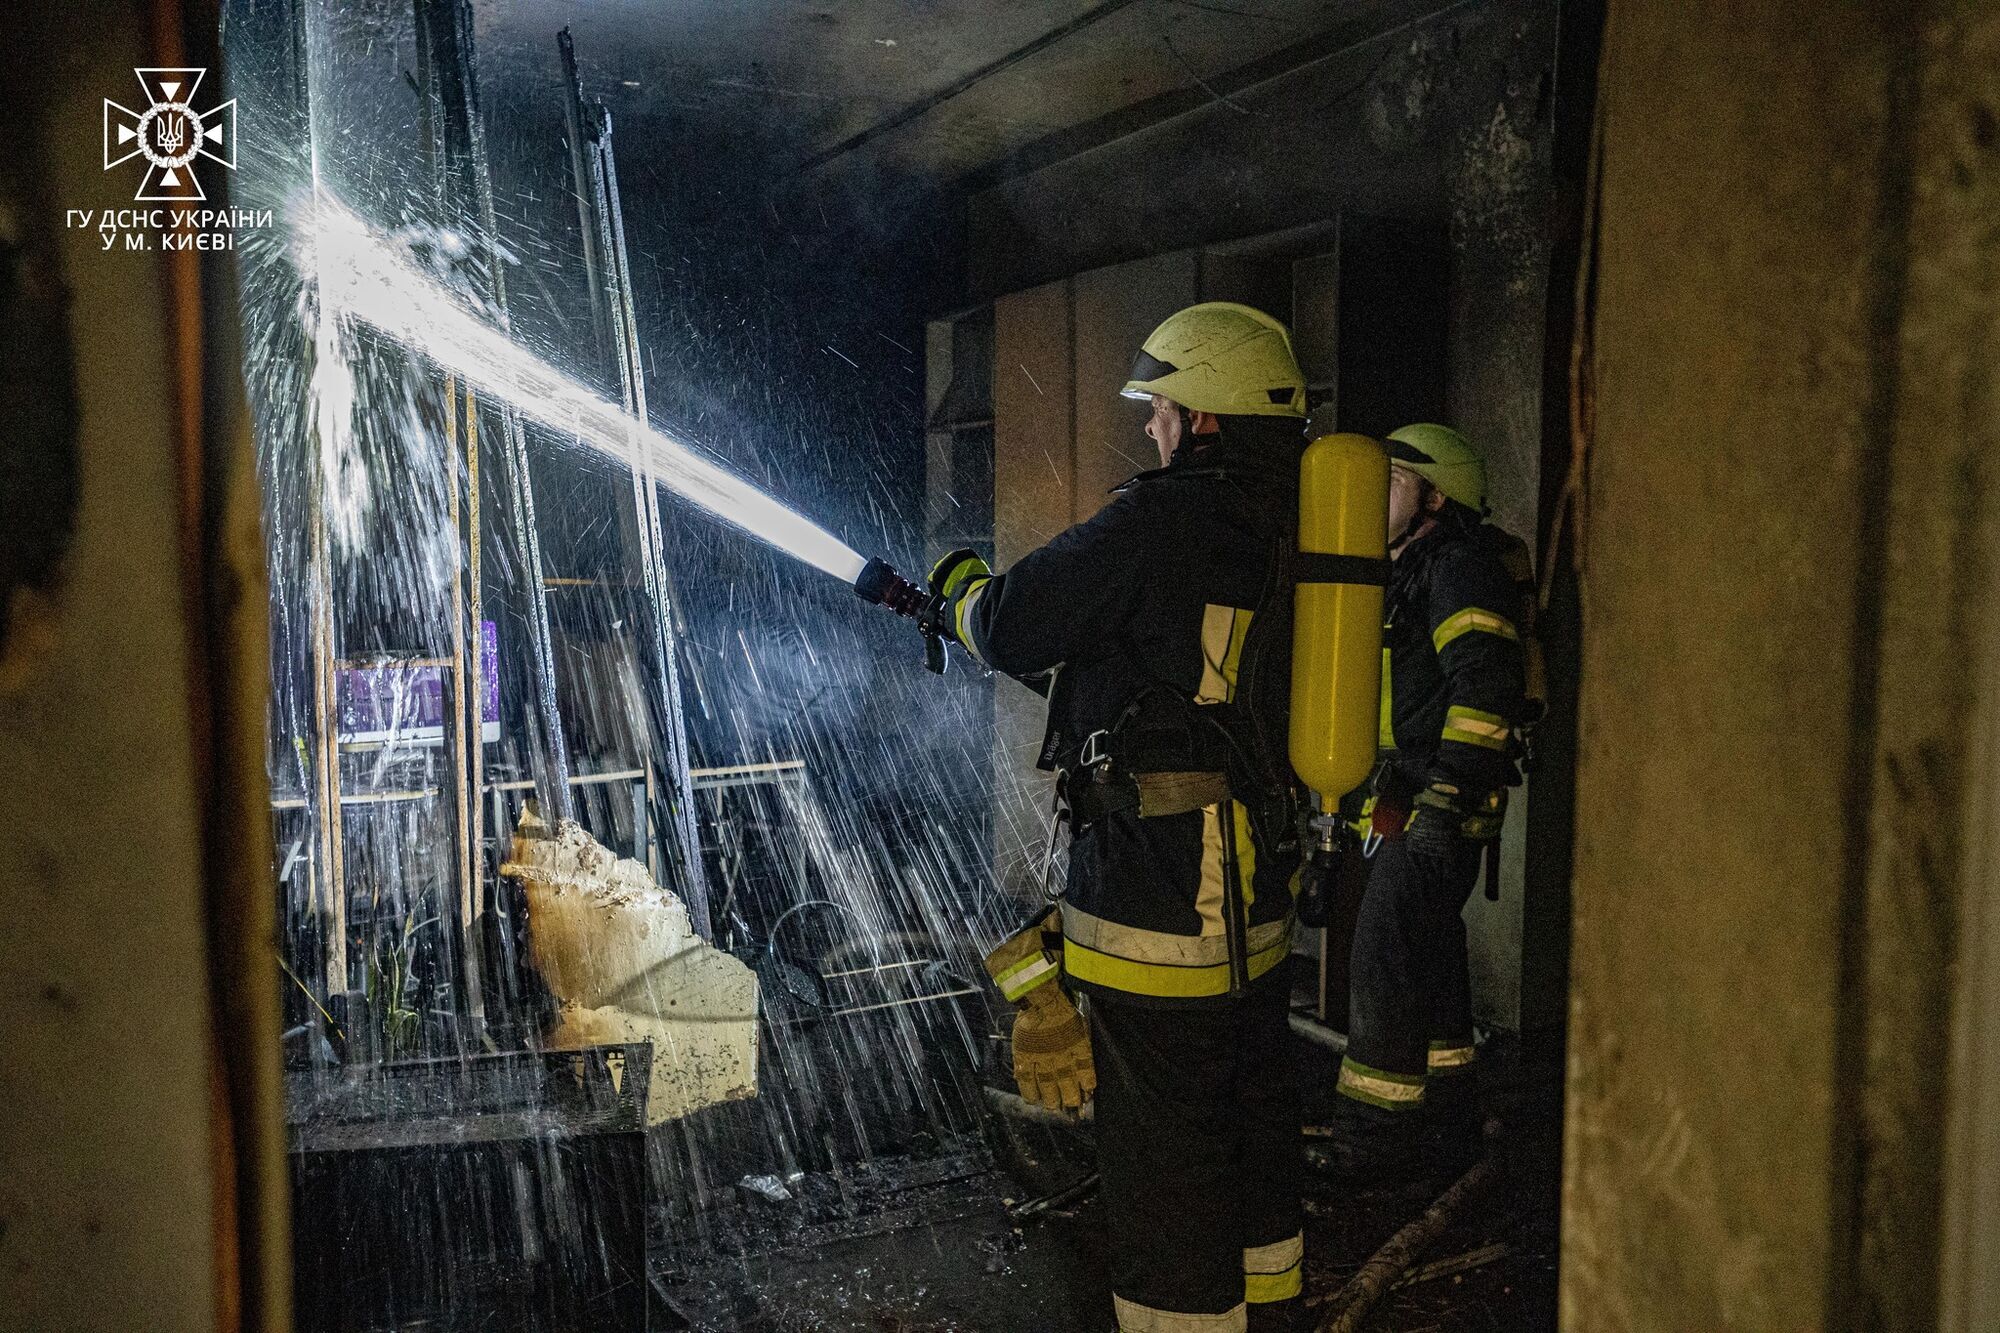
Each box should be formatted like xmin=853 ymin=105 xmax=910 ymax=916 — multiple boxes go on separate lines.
xmin=927 ymin=547 xmax=994 ymax=655
xmin=983 ymin=909 xmax=1095 ymax=1112
xmin=927 ymin=547 xmax=992 ymax=601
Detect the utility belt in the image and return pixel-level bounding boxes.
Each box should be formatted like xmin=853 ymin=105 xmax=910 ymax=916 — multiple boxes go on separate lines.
xmin=1060 ymin=765 xmax=1233 ymax=829
xmin=1342 ymin=755 xmax=1509 ymax=847
xmin=1042 ymin=686 xmax=1297 ymax=1001
xmin=1056 ymin=715 xmax=1238 ymax=830
xmin=1048 ymin=686 xmax=1292 ymax=850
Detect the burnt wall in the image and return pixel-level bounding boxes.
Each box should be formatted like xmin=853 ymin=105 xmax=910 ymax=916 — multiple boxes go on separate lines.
xmin=966 ymin=0 xmax=1557 ymax=541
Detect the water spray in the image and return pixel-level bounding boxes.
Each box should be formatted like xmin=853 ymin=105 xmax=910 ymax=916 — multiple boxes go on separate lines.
xmin=302 ymin=193 xmax=966 ymax=673
xmin=300 ymin=193 xmax=868 ymax=585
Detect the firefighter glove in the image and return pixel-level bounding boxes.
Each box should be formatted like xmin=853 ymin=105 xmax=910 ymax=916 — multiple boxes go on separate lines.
xmin=1404 ymin=784 xmax=1467 ymax=862
xmin=927 ymin=548 xmax=992 ymax=601
xmin=927 ymin=548 xmax=993 ymax=655
xmin=1406 ymin=781 xmax=1505 ymax=859
xmin=984 ymin=909 xmax=1095 ymax=1112
xmin=1296 ymin=845 xmax=1338 ymax=929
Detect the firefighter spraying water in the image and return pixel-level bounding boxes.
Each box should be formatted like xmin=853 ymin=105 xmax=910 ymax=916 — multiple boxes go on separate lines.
xmin=853 ymin=303 xmax=1393 ymax=1333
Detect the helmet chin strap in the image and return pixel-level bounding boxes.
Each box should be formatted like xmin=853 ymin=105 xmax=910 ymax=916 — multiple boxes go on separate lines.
xmin=1167 ymin=404 xmax=1213 ymax=468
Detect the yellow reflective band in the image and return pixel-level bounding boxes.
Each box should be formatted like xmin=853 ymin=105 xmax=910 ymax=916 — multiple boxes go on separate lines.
xmin=1243 ymin=1267 xmax=1302 ymax=1304
xmin=1433 ymin=607 xmax=1519 ymax=653
xmin=994 ymin=952 xmax=1056 ymax=1002
xmin=1441 ymin=704 xmax=1511 ymax=751
xmin=1113 ymin=1295 xmax=1248 ymax=1332
xmin=1200 ymin=800 xmax=1260 ymax=921
xmin=1243 ymin=1232 xmax=1304 ymax=1304
xmin=953 ymin=577 xmax=992 ymax=662
xmin=1063 ymin=917 xmax=1293 ymax=1000
xmin=936 ymin=555 xmax=986 ymax=599
xmin=1063 ymin=903 xmax=1292 ymax=967
xmin=1428 ymin=1041 xmax=1476 ymax=1072
xmin=1378 ymin=646 xmax=1396 ymax=750
xmin=1195 ymin=805 xmax=1229 ymax=937
xmin=1196 ymin=604 xmax=1253 ymax=704
xmin=1347 ymin=793 xmax=1376 ymax=841
xmin=1243 ymin=1233 xmax=1304 ymax=1273
xmin=1233 ymin=800 xmax=1256 ymax=910
xmin=1338 ymin=1056 xmax=1426 ymax=1111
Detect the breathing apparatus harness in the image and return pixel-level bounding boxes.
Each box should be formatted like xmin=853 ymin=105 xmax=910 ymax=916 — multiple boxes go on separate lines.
xmin=1345 ymin=505 xmax=1525 ymax=908
xmin=1034 ymin=436 xmax=1305 ymax=995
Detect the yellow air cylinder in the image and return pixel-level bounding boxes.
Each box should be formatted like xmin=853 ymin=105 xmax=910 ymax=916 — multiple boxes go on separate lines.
xmin=1290 ymin=433 xmax=1389 ymax=813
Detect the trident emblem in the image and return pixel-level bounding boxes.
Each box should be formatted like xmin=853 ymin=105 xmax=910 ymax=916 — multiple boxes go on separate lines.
xmin=104 ymin=68 xmax=236 ymax=202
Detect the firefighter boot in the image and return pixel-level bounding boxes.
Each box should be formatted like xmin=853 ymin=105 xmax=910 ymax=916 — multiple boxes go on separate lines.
xmin=1303 ymin=1095 xmax=1430 ymax=1188
xmin=1422 ymin=1062 xmax=1486 ymax=1174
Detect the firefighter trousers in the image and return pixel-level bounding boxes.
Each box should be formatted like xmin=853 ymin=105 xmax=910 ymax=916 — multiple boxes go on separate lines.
xmin=1339 ymin=838 xmax=1483 ymax=1112
xmin=1089 ymin=967 xmax=1305 ymax=1333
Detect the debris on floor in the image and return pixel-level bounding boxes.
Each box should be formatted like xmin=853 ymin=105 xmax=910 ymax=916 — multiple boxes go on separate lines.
xmin=645 ymin=1026 xmax=1562 ymax=1331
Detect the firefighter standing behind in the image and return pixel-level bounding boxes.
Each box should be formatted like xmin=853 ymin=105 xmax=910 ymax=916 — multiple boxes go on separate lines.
xmin=934 ymin=304 xmax=1310 ymax=1333
xmin=1314 ymin=424 xmax=1527 ymax=1181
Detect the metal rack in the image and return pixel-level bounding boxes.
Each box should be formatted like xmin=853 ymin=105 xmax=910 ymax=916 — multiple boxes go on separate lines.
xmin=557 ymin=25 xmax=711 ymax=935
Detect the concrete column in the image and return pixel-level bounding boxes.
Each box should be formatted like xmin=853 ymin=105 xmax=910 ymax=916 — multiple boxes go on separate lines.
xmin=1560 ymin=2 xmax=1998 ymax=1328
xmin=2 ymin=5 xmax=227 ymax=1330
xmin=991 ymin=281 xmax=1075 ymax=901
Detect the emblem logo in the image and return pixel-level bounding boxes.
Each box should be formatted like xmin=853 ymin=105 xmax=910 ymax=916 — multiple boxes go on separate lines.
xmin=104 ymin=68 xmax=236 ymax=202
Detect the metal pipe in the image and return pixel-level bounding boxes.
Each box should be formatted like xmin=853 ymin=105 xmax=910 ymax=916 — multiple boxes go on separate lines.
xmin=556 ymin=27 xmax=616 ymax=373
xmin=462 ymin=381 xmax=487 ymax=923
xmin=1289 ymin=1009 xmax=1350 ymax=1054
xmin=1009 ymin=1171 xmax=1101 ymax=1222
xmin=443 ymin=373 xmax=483 ymax=1022
xmin=599 ymin=105 xmax=709 ymax=930
xmin=559 ymin=33 xmax=708 ymax=930
xmin=307 ymin=502 xmax=347 ymax=992
xmin=416 ymin=0 xmax=577 ymax=822
xmin=983 ymin=1084 xmax=1093 ymax=1128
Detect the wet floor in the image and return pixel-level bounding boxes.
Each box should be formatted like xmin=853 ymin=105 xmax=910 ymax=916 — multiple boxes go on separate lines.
xmin=650 ymin=1024 xmax=1563 ymax=1332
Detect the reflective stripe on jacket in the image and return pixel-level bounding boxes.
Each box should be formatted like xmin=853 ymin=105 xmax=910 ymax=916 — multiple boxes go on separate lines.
xmin=957 ymin=429 xmax=1302 ymax=1005
xmin=1380 ymin=522 xmax=1528 ymax=796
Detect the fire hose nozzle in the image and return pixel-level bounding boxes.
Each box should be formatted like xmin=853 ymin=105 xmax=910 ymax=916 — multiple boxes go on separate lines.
xmin=855 ymin=556 xmax=949 ymax=673
xmin=854 ymin=556 xmax=922 ymax=614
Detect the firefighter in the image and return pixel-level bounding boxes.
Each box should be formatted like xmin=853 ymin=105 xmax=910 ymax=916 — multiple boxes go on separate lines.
xmin=938 ymin=303 xmax=1311 ymax=1333
xmin=1313 ymin=423 xmax=1527 ymax=1182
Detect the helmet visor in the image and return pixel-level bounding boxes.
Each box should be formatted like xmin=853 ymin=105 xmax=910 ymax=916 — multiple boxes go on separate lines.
xmin=1121 ymin=349 xmax=1179 ymax=400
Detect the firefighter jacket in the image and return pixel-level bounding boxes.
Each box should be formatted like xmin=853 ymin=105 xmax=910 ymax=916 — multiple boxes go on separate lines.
xmin=1379 ymin=520 xmax=1528 ymax=799
xmin=954 ymin=431 xmax=1302 ymax=1007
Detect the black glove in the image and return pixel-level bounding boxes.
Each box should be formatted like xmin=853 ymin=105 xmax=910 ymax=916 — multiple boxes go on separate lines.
xmin=1406 ymin=781 xmax=1506 ymax=862
xmin=1296 ymin=846 xmax=1338 ymax=929
xmin=1404 ymin=784 xmax=1467 ymax=862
